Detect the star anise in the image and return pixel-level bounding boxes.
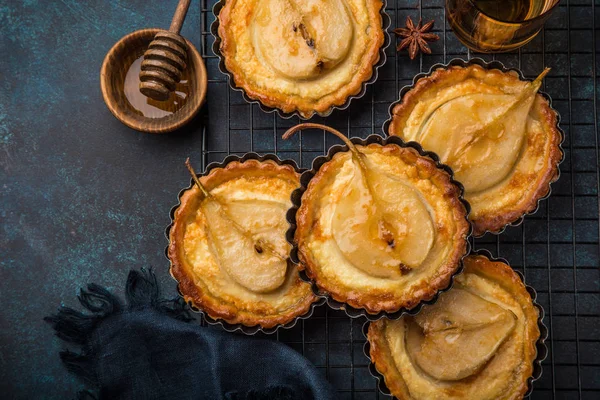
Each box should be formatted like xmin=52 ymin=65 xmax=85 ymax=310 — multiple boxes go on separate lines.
xmin=393 ymin=16 xmax=440 ymax=60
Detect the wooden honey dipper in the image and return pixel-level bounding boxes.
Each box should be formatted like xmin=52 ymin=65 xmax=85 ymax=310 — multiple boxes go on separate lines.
xmin=139 ymin=0 xmax=192 ymax=101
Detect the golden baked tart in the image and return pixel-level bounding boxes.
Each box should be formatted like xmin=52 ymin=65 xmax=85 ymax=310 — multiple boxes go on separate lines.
xmin=216 ymin=0 xmax=386 ymax=118
xmin=367 ymin=253 xmax=543 ymax=400
xmin=168 ymin=157 xmax=317 ymax=330
xmin=285 ymin=123 xmax=470 ymax=315
xmin=388 ymin=63 xmax=563 ymax=236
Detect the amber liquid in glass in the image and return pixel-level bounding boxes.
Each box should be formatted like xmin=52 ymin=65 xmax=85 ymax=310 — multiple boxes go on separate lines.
xmin=447 ymin=0 xmax=557 ymax=52
xmin=123 ymin=55 xmax=190 ymax=118
xmin=474 ymin=0 xmax=537 ymax=22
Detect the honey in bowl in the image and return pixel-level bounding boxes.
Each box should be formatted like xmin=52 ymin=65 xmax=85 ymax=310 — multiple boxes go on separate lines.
xmin=100 ymin=28 xmax=207 ymax=133
xmin=123 ymin=55 xmax=190 ymax=118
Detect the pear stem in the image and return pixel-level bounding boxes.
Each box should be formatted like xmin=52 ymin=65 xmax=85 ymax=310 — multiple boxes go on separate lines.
xmin=283 ymin=123 xmax=357 ymax=151
xmin=185 ymin=158 xmax=211 ymax=198
xmin=284 ymin=123 xmax=399 ymax=252
xmin=283 ymin=123 xmax=368 ymax=169
xmin=283 ymin=122 xmax=377 ymax=190
xmin=532 ymin=67 xmax=551 ymax=87
xmin=446 ymin=67 xmax=551 ymax=163
xmin=184 ymin=158 xmax=288 ymax=261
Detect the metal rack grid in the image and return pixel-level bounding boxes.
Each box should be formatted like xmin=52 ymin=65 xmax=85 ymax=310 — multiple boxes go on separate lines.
xmin=196 ymin=0 xmax=600 ymax=398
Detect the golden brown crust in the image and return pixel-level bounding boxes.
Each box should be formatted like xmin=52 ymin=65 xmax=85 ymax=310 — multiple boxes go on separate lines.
xmin=169 ymin=159 xmax=318 ymax=329
xmin=469 ymin=96 xmax=562 ymax=236
xmin=464 ymin=255 xmax=540 ymax=399
xmin=388 ymin=64 xmax=563 ymax=236
xmin=368 ymin=254 xmax=541 ymax=400
xmin=368 ymin=320 xmax=410 ymax=399
xmin=217 ymin=0 xmax=385 ymax=118
xmin=295 ymin=144 xmax=470 ymax=314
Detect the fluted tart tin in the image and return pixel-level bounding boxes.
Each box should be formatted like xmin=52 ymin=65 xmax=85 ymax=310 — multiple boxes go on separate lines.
xmin=383 ymin=57 xmax=565 ymax=237
xmin=363 ymin=248 xmax=548 ymax=399
xmin=166 ymin=152 xmax=325 ymax=335
xmin=285 ymin=133 xmax=473 ymax=321
xmin=211 ymin=0 xmax=391 ymax=120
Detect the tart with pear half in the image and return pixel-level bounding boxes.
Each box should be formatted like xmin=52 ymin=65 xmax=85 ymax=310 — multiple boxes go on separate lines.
xmin=285 ymin=123 xmax=470 ymax=315
xmin=367 ymin=254 xmax=542 ymax=400
xmin=168 ymin=158 xmax=317 ymax=330
xmin=388 ymin=63 xmax=563 ymax=236
xmin=216 ymin=0 xmax=386 ymax=118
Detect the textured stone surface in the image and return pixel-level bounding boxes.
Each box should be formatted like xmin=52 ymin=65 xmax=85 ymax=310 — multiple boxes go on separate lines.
xmin=0 ymin=1 xmax=202 ymax=398
xmin=2 ymin=1 xmax=600 ymax=399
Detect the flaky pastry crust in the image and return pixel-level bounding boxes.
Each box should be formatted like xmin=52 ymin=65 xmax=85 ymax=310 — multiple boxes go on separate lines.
xmin=169 ymin=159 xmax=317 ymax=329
xmin=217 ymin=0 xmax=385 ymax=118
xmin=368 ymin=254 xmax=541 ymax=400
xmin=295 ymin=143 xmax=470 ymax=314
xmin=388 ymin=65 xmax=563 ymax=236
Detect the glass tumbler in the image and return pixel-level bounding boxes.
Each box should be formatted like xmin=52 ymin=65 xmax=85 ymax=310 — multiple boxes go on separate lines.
xmin=446 ymin=0 xmax=560 ymax=53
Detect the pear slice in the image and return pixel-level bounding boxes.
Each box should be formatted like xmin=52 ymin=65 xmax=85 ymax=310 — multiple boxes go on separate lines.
xmin=283 ymin=124 xmax=435 ymax=279
xmin=414 ymin=68 xmax=550 ymax=193
xmin=331 ymin=157 xmax=435 ymax=278
xmin=220 ymin=200 xmax=291 ymax=256
xmin=406 ymin=288 xmax=517 ymax=380
xmin=251 ymin=0 xmax=352 ymax=80
xmin=185 ymin=160 xmax=288 ymax=294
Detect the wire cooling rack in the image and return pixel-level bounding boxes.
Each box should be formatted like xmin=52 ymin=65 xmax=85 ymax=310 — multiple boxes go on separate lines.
xmin=195 ymin=1 xmax=600 ymax=398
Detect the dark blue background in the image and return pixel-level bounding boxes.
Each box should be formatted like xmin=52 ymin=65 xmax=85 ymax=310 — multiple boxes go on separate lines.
xmin=2 ymin=0 xmax=600 ymax=399
xmin=1 ymin=1 xmax=203 ymax=398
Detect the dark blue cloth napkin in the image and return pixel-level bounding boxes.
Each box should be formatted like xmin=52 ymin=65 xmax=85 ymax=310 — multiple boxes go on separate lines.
xmin=45 ymin=269 xmax=336 ymax=400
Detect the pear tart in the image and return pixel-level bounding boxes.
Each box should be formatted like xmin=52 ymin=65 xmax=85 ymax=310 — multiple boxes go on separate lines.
xmin=216 ymin=0 xmax=386 ymax=118
xmin=388 ymin=62 xmax=563 ymax=236
xmin=367 ymin=254 xmax=543 ymax=400
xmin=286 ymin=124 xmax=470 ymax=315
xmin=168 ymin=158 xmax=317 ymax=330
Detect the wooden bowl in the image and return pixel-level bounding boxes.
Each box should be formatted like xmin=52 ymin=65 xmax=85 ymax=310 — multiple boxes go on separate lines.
xmin=100 ymin=28 xmax=207 ymax=134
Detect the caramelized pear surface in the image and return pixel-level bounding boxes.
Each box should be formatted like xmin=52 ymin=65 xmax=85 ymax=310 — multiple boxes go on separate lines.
xmin=253 ymin=0 xmax=352 ymax=80
xmin=185 ymin=159 xmax=289 ymax=293
xmin=368 ymin=255 xmax=541 ymax=400
xmin=286 ymin=123 xmax=469 ymax=314
xmin=218 ymin=0 xmax=385 ymax=117
xmin=331 ymin=155 xmax=434 ymax=278
xmin=389 ymin=65 xmax=562 ymax=236
xmin=170 ymin=159 xmax=317 ymax=329
xmin=407 ymin=288 xmax=516 ymax=380
xmin=414 ymin=69 xmax=548 ymax=193
xmin=285 ymin=124 xmax=435 ymax=280
xmin=201 ymin=199 xmax=289 ymax=293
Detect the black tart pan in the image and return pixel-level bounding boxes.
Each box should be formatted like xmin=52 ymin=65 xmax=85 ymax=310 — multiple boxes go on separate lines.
xmin=285 ymin=133 xmax=473 ymax=321
xmin=211 ymin=0 xmax=391 ymax=120
xmin=383 ymin=57 xmax=565 ymax=237
xmin=363 ymin=248 xmax=548 ymax=399
xmin=165 ymin=152 xmax=325 ymax=335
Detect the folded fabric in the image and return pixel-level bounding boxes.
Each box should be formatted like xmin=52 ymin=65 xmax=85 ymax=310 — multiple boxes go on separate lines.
xmin=45 ymin=269 xmax=336 ymax=400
